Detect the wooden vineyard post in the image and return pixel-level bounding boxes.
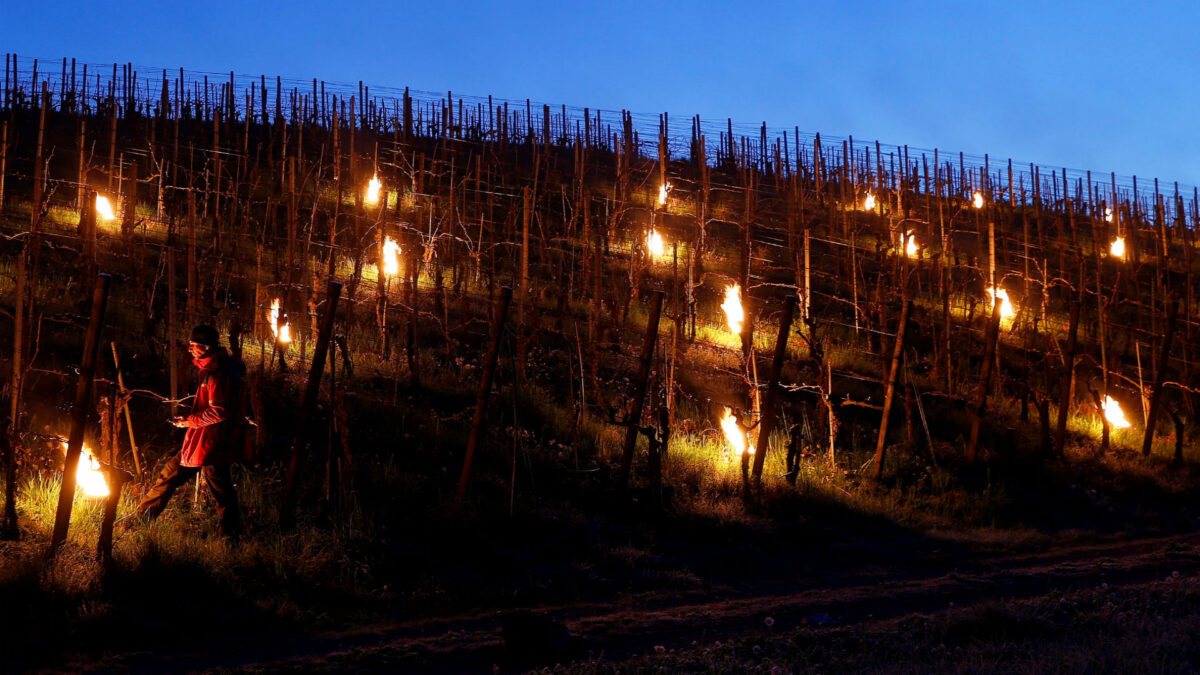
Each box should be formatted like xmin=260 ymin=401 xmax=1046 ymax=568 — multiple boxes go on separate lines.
xmin=938 ymin=161 xmax=952 ymax=394
xmin=456 ymin=286 xmax=514 ymax=504
xmin=1142 ymin=297 xmax=1180 ymax=458
xmin=8 ymin=233 xmax=26 ymax=455
xmin=79 ymin=190 xmax=97 ymax=273
xmin=407 ymin=248 xmax=421 ymax=389
xmin=1053 ymin=300 xmax=1081 ymax=459
xmin=0 ymin=119 xmax=7 ymax=210
xmin=186 ymin=191 xmax=198 ymax=329
xmin=618 ymin=290 xmax=665 ymax=490
xmin=1 ymin=417 xmax=15 ymax=540
xmin=32 ymin=82 xmax=46 ymax=228
xmin=517 ymin=186 xmax=531 ymax=383
xmin=1097 ymin=266 xmax=1110 ymax=454
xmin=966 ymin=300 xmax=1003 ymax=464
xmin=1170 ymin=408 xmax=1185 ymax=465
xmin=167 ymin=246 xmax=180 ymax=415
xmin=647 ymin=408 xmax=669 ymax=511
xmin=376 ymin=207 xmax=387 ymax=358
xmin=48 ymin=274 xmax=112 ymax=559
xmin=803 ymin=228 xmax=811 ymax=321
xmin=752 ymin=295 xmax=797 ymax=487
xmin=110 ymin=342 xmax=142 ymax=476
xmin=280 ymin=281 xmax=342 ymax=530
xmin=988 ymin=221 xmax=996 ymax=291
xmin=97 ymin=465 xmax=132 ymax=568
xmin=872 ymin=299 xmax=913 ymax=479
xmin=121 ymin=158 xmax=137 ymax=237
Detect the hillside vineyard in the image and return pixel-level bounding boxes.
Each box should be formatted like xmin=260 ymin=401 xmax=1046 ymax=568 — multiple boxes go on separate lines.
xmin=3 ymin=54 xmax=1199 ymax=498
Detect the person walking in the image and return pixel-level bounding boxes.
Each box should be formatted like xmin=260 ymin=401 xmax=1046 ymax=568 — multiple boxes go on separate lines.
xmin=136 ymin=324 xmax=245 ymax=539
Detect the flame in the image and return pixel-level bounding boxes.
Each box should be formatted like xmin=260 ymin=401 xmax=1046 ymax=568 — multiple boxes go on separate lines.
xmin=657 ymin=182 xmax=670 ymax=206
xmin=1103 ymin=395 xmax=1131 ymax=429
xmin=646 ymin=229 xmax=665 ymax=258
xmin=1110 ymin=236 xmax=1126 ymax=260
xmin=382 ymin=236 xmax=402 ymax=276
xmin=904 ymin=231 xmax=918 ymax=258
xmin=1105 ymin=207 xmax=1114 ymax=223
xmin=972 ymin=191 xmax=984 ymax=209
xmin=365 ymin=175 xmax=382 ymax=205
xmin=721 ymin=283 xmax=744 ymax=335
xmin=719 ymin=407 xmax=754 ymax=458
xmin=863 ymin=193 xmax=876 ymax=211
xmin=64 ymin=442 xmax=109 ymax=498
xmin=269 ymin=298 xmax=291 ymax=344
xmin=986 ymin=286 xmax=1015 ymax=320
xmin=95 ymin=194 xmax=116 ymax=221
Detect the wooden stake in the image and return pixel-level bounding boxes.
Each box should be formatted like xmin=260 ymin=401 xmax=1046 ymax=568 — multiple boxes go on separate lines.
xmin=186 ymin=190 xmax=198 ymax=327
xmin=108 ymin=100 xmax=117 ymax=190
xmin=97 ymin=466 xmax=131 ymax=568
xmin=1142 ymin=297 xmax=1180 ymax=458
xmin=1053 ymin=300 xmax=1081 ymax=459
xmin=8 ymin=236 xmax=26 ymax=444
xmin=110 ymin=343 xmax=142 ymax=476
xmin=618 ymin=290 xmax=665 ymax=490
xmin=1 ymin=417 xmax=15 ymax=540
xmin=48 ymin=274 xmax=113 ymax=558
xmin=31 ymin=82 xmax=47 ymax=227
xmin=1170 ymin=408 xmax=1185 ymax=465
xmin=872 ymin=299 xmax=913 ymax=479
xmin=167 ymin=246 xmax=180 ymax=415
xmin=280 ymin=281 xmax=342 ymax=529
xmin=752 ymin=295 xmax=798 ymax=486
xmin=456 ymin=286 xmax=514 ymax=504
xmin=0 ymin=119 xmax=7 ymax=210
xmin=966 ymin=300 xmax=1004 ymax=464
xmin=517 ymin=186 xmax=531 ymax=382
xmin=803 ymin=228 xmax=811 ymax=320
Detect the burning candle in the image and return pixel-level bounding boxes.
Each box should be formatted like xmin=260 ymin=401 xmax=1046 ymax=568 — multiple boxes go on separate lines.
xmin=985 ymin=286 xmax=1015 ymax=320
xmin=64 ymin=442 xmax=109 ymax=498
xmin=365 ymin=175 xmax=382 ymax=205
xmin=863 ymin=193 xmax=876 ymax=211
xmin=1103 ymin=396 xmax=1131 ymax=429
xmin=1110 ymin=236 xmax=1126 ymax=260
xmin=720 ymin=407 xmax=754 ymax=458
xmin=95 ymin=194 xmax=117 ymax=221
xmin=972 ymin=191 xmax=984 ymax=209
xmin=721 ymin=283 xmax=744 ymax=335
xmin=646 ymin=229 xmax=665 ymax=258
xmin=382 ymin=236 xmax=402 ymax=276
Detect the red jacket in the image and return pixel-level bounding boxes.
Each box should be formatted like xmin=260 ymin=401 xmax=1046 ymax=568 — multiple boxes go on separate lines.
xmin=179 ymin=348 xmax=245 ymax=467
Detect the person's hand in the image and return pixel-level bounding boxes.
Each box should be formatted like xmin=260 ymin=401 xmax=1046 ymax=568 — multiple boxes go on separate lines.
xmin=169 ymin=416 xmax=189 ymax=428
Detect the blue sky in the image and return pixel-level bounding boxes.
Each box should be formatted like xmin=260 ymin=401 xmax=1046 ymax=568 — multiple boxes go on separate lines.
xmin=4 ymin=0 xmax=1198 ymax=184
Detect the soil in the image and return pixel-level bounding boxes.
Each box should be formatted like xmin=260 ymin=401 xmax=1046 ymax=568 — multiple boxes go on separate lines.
xmin=62 ymin=528 xmax=1200 ymax=673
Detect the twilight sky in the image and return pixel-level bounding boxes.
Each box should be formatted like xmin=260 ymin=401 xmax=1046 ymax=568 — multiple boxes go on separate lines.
xmin=3 ymin=0 xmax=1198 ymax=185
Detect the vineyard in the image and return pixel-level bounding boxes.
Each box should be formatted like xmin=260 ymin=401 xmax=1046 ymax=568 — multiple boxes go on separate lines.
xmin=3 ymin=54 xmax=1200 ymax=671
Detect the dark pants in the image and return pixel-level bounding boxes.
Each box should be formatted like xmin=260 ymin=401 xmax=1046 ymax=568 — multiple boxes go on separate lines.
xmin=137 ymin=455 xmax=242 ymax=537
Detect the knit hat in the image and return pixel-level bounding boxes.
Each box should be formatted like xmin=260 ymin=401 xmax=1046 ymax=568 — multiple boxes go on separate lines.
xmin=189 ymin=324 xmax=220 ymax=348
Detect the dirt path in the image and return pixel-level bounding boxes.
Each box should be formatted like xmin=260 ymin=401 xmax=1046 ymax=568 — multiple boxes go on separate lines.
xmin=87 ymin=530 xmax=1200 ymax=674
